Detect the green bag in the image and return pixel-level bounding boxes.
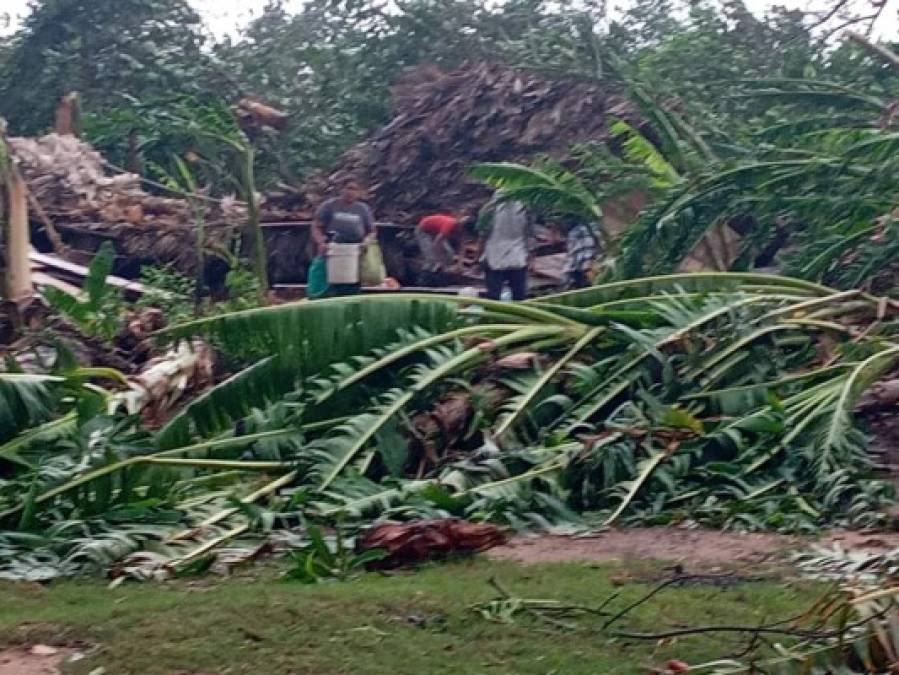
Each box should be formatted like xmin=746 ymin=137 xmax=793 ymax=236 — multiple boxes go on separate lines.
xmin=359 ymin=242 xmax=386 ymax=286
xmin=307 ymin=255 xmax=329 ymax=298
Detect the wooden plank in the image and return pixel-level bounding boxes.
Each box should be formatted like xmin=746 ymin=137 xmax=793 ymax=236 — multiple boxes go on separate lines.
xmin=28 ymin=249 xmax=156 ymax=297
xmin=273 ymin=284 xmax=483 ymax=297
xmin=261 ymin=220 xmax=409 ymax=230
xmin=31 ymin=271 xmax=85 ymax=298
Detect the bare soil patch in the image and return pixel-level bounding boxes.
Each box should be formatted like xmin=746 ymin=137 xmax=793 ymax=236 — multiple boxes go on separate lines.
xmin=0 ymin=646 xmax=76 ymax=675
xmin=488 ymin=527 xmax=899 ymax=569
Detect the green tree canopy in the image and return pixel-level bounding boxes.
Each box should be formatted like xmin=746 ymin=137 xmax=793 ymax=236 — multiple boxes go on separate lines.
xmin=0 ymin=0 xmax=209 ymax=134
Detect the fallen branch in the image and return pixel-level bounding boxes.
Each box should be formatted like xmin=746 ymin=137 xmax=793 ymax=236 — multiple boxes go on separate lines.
xmin=601 ymin=571 xmax=759 ymax=629
xmin=612 ymin=607 xmax=889 ymax=641
xmin=16 ymin=165 xmax=68 ymax=256
xmin=846 ymin=31 xmax=899 ymax=70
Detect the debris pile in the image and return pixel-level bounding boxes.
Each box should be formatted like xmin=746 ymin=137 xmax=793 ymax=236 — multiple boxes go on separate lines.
xmin=8 ymin=134 xmax=238 ymax=273
xmin=358 ymin=519 xmax=508 ymax=568
xmin=296 ymin=62 xmax=632 ymax=221
xmin=10 ymin=134 xmax=160 ymax=219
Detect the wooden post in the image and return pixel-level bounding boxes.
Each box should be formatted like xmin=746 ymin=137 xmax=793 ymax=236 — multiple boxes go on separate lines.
xmin=1 ymin=135 xmax=32 ymax=302
xmin=54 ymin=92 xmax=82 ymax=137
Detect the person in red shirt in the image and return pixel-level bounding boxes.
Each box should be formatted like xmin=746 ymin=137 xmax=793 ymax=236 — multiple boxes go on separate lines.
xmin=416 ymin=213 xmax=464 ymax=284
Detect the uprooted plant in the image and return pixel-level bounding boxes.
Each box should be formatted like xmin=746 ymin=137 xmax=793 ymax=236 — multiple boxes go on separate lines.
xmin=1 ymin=272 xmax=898 ymax=579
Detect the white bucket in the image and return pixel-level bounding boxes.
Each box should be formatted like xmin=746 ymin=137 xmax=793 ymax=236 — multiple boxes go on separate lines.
xmin=326 ymin=243 xmax=361 ymax=285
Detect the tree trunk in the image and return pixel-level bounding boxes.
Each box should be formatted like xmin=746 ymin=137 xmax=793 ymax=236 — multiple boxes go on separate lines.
xmin=54 ymin=92 xmax=82 ymax=137
xmin=846 ymin=32 xmax=899 ymax=70
xmin=1 ymin=151 xmax=32 ymax=302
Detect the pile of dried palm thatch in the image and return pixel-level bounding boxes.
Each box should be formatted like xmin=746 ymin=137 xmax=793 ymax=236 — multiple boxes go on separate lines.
xmin=293 ymin=62 xmax=633 ymax=221
xmin=8 ymin=134 xmax=242 ymax=273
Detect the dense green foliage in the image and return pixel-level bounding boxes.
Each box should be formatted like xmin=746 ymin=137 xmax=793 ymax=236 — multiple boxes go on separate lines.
xmin=2 ymin=0 xmax=899 ymax=584
xmin=0 ymin=0 xmax=210 ymax=135
xmin=1 ymin=0 xmax=876 ymax=189
xmin=2 ymin=274 xmax=896 ymax=580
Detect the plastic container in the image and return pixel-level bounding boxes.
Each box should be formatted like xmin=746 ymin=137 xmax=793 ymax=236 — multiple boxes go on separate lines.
xmin=326 ymin=243 xmax=362 ymax=284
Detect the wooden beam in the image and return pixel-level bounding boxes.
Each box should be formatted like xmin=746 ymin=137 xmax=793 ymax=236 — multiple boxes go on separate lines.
xmin=273 ymin=283 xmax=483 ymax=297
xmin=28 ymin=249 xmax=160 ymax=298
xmin=31 ymin=271 xmax=84 ymax=298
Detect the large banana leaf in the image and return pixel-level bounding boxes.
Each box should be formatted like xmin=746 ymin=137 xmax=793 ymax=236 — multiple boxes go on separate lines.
xmin=0 ymin=374 xmax=61 ymax=445
xmin=3 ymin=272 xmax=895 ymax=576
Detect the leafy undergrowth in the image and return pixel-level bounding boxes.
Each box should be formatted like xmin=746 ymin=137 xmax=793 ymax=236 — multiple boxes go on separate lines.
xmin=4 ymin=274 xmax=899 ymax=583
xmin=0 ymin=558 xmax=822 ymax=675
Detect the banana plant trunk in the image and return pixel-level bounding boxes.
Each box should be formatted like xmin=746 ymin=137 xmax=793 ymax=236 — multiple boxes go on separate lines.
xmin=0 ymin=135 xmax=32 ymax=302
xmin=112 ymin=340 xmax=215 ymax=426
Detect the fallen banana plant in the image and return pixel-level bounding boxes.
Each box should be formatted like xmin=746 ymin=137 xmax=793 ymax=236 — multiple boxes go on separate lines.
xmin=0 ymin=273 xmax=897 ymax=579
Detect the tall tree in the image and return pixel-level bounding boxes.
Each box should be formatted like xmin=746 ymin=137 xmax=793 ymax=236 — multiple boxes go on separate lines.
xmin=0 ymin=0 xmax=209 ymax=134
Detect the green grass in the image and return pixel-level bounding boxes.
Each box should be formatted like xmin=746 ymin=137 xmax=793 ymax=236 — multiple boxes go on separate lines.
xmin=0 ymin=558 xmax=821 ymax=675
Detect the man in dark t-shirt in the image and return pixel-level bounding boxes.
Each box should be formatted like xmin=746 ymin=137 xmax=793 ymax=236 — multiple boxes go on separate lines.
xmin=313 ymin=179 xmax=375 ymax=295
xmin=314 ymin=180 xmax=374 ymax=245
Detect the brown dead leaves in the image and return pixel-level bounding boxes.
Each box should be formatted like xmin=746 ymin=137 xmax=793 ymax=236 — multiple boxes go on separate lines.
xmin=358 ymin=519 xmax=508 ymax=568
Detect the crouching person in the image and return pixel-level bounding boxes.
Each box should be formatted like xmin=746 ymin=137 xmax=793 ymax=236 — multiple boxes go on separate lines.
xmin=416 ymin=212 xmax=465 ymax=286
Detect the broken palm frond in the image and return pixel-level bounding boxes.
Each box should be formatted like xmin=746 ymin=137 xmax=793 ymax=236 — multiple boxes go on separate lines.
xmin=1 ymin=273 xmax=897 ymax=579
xmin=110 ymin=339 xmax=215 ymax=424
xmin=794 ymin=545 xmax=899 ymax=584
xmin=611 ymin=73 xmax=899 ymax=291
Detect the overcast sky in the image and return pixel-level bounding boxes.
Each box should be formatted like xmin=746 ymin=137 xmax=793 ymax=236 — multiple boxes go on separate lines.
xmin=2 ymin=0 xmax=897 ymax=38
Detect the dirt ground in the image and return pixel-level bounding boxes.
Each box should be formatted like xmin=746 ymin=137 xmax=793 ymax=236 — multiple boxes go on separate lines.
xmin=488 ymin=527 xmax=899 ymax=569
xmin=0 ymin=646 xmax=77 ymax=675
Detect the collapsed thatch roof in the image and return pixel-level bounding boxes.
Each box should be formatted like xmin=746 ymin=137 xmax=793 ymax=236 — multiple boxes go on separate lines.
xmin=8 ymin=134 xmax=244 ymax=272
xmin=297 ymin=61 xmax=631 ymax=222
